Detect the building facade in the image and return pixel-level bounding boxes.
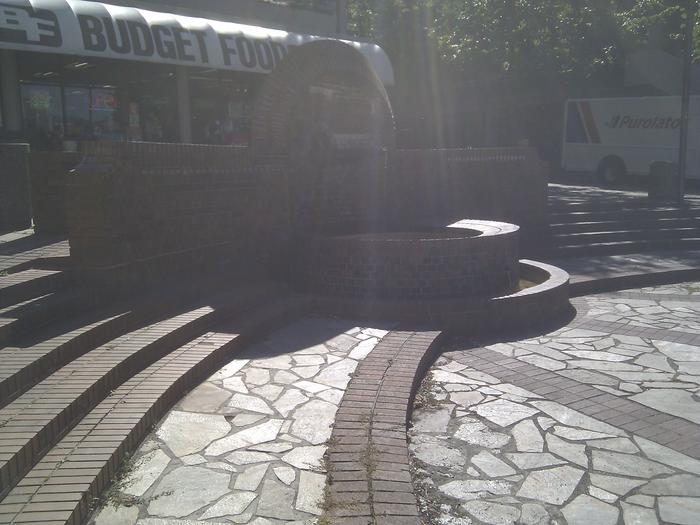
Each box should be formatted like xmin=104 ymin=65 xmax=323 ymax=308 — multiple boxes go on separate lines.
xmin=0 ymin=0 xmax=393 ymax=150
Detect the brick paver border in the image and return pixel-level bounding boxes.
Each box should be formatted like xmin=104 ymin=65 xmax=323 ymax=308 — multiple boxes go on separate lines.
xmin=327 ymin=330 xmax=443 ymax=525
xmin=605 ymin=290 xmax=700 ymax=303
xmin=444 ymin=345 xmax=700 ymax=458
xmin=570 ymin=296 xmax=700 ymax=346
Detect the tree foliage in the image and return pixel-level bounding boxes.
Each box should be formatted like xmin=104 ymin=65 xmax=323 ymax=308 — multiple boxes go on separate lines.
xmin=347 ymin=0 xmax=694 ymax=90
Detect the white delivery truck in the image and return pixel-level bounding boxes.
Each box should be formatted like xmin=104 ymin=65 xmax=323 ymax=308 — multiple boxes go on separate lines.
xmin=562 ymin=96 xmax=700 ymax=183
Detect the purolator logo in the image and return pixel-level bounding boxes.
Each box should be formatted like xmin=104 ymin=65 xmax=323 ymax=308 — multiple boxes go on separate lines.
xmin=606 ymin=115 xmax=681 ymax=129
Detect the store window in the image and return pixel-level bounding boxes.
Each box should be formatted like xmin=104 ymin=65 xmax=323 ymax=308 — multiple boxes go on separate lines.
xmin=20 ymin=84 xmax=64 ymax=149
xmin=90 ymin=88 xmax=119 ymax=140
xmin=64 ymin=87 xmax=90 ymax=140
xmin=190 ymin=69 xmax=261 ymax=145
xmin=16 ymin=51 xmax=180 ymax=148
xmin=121 ymin=62 xmax=178 ymax=143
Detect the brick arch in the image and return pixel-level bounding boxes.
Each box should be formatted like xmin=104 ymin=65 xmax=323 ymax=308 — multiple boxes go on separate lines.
xmin=251 ymin=39 xmax=395 ymax=160
xmin=250 ymin=40 xmax=396 ymax=234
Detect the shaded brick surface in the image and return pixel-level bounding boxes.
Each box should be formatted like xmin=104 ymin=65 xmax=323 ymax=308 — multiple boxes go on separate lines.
xmin=0 ymin=270 xmax=66 ymax=309
xmin=28 ymin=152 xmax=81 ymax=235
xmin=297 ymin=223 xmax=519 ymax=301
xmin=388 ymin=148 xmax=548 ymax=248
xmin=0 ymin=144 xmax=31 ymax=234
xmin=66 ymin=142 xmax=287 ymax=286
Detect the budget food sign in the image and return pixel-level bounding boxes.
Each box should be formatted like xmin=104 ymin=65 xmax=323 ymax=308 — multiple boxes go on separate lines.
xmin=0 ymin=0 xmax=394 ymax=84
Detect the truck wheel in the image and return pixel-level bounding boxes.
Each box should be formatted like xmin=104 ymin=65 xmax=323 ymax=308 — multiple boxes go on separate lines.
xmin=598 ymin=157 xmax=626 ymax=185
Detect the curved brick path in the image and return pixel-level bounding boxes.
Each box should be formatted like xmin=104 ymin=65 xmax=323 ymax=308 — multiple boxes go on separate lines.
xmin=326 ymin=330 xmax=441 ymax=524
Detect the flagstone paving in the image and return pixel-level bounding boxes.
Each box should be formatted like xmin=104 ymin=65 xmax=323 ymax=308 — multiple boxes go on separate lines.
xmin=483 ymin=287 xmax=700 ymax=426
xmin=411 ymin=281 xmax=700 ymax=525
xmin=90 ymin=317 xmax=389 ymax=525
xmin=411 ymin=357 xmax=700 ymax=525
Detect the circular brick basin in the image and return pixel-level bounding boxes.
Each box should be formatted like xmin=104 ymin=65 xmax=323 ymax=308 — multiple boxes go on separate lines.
xmin=296 ymin=220 xmax=520 ymax=300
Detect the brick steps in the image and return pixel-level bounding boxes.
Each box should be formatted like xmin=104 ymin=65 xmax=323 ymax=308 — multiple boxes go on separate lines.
xmin=0 ymin=240 xmax=69 ymax=275
xmin=0 ymin=311 xmax=132 ymax=408
xmin=0 ymin=295 xmax=52 ymax=347
xmin=0 ymin=292 xmax=89 ymax=349
xmin=0 ymin=270 xmax=67 ymax=309
xmin=547 ymin=197 xmax=700 ymax=257
xmin=552 ymin=238 xmax=700 ymax=257
xmin=7 ymin=256 xmax=72 ymax=275
xmin=552 ymin=226 xmax=700 ymax=244
xmin=0 ymin=294 xmax=308 ymax=525
xmin=548 ymin=207 xmax=700 ymax=223
xmin=0 ymin=285 xmax=277 ymax=498
xmin=549 ymin=216 xmax=700 ymax=234
xmin=0 ymin=284 xmax=234 ymax=408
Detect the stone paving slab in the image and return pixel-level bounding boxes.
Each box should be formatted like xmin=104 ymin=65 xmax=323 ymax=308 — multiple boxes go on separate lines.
xmin=84 ymin=280 xmax=700 ymax=525
xmin=411 ymin=355 xmax=700 ymax=525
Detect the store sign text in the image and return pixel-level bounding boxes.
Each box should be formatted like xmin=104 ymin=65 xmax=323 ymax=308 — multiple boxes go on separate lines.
xmin=0 ymin=0 xmax=291 ymax=72
xmin=76 ymin=15 xmax=288 ymax=71
xmin=0 ymin=0 xmax=393 ymax=84
xmin=0 ymin=2 xmax=62 ymax=46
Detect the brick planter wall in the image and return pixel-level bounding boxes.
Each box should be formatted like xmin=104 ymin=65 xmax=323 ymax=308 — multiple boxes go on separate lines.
xmin=388 ymin=148 xmax=548 ymax=249
xmin=29 ymin=151 xmax=82 ymax=235
xmin=63 ymin=142 xmax=547 ymax=288
xmin=296 ymin=220 xmax=520 ymax=300
xmin=66 ymin=141 xmax=287 ymax=285
xmin=0 ymin=143 xmax=31 ymax=233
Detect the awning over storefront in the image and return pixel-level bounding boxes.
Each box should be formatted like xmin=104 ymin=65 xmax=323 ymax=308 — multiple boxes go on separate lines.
xmin=0 ymin=0 xmax=394 ymax=85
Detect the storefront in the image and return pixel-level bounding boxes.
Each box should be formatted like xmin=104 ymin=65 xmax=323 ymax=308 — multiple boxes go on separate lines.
xmin=0 ymin=0 xmax=393 ymax=149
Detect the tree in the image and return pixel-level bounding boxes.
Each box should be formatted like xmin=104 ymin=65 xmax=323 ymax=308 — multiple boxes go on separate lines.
xmin=346 ymin=1 xmax=695 ymax=148
xmin=348 ymin=0 xmax=692 ymax=90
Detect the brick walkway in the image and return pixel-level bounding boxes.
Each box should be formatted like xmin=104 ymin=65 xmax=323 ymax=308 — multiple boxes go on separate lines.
xmin=327 ymin=330 xmax=442 ymax=524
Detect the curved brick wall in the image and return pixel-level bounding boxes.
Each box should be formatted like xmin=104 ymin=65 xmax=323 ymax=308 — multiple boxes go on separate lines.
xmin=296 ymin=220 xmax=520 ymax=300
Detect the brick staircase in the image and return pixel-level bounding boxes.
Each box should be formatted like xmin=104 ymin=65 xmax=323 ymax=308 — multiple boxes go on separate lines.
xmin=547 ymin=185 xmax=700 ymax=257
xmin=0 ymin=239 xmax=69 ymax=276
xmin=0 ymin=268 xmax=309 ymax=524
